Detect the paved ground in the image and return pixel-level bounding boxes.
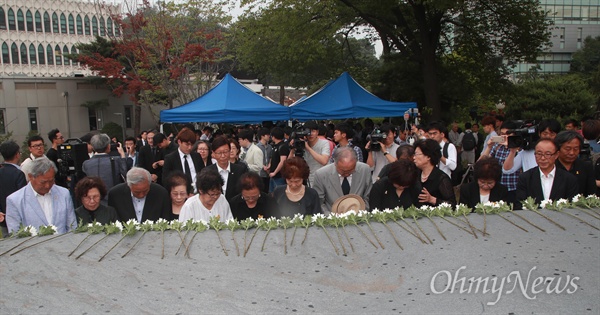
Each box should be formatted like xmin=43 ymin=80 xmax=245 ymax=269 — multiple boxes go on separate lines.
xmin=0 ymin=209 xmax=598 ymax=314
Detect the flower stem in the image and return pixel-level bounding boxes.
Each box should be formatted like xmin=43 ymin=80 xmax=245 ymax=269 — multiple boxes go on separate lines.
xmin=426 ymin=217 xmax=446 ymax=241
xmin=461 ymin=214 xmax=479 ymax=239
xmin=321 ymin=226 xmax=339 ymax=255
xmin=122 ymin=231 xmax=146 ymax=258
xmin=497 ymin=213 xmax=528 ymax=232
xmin=69 ymin=234 xmax=91 ymax=257
xmin=531 ymin=210 xmax=566 ymax=230
xmin=510 ymin=211 xmax=546 ymax=232
xmin=395 ymin=219 xmax=427 ymax=243
xmin=301 ymin=226 xmax=309 ymax=245
xmin=383 ymin=222 xmax=403 ymax=250
xmin=161 ymin=230 xmax=165 ymax=259
xmin=439 ymin=217 xmax=474 ymax=237
xmin=290 ymin=226 xmax=297 ymax=246
xmin=215 ymin=229 xmax=228 ymax=256
xmin=261 ymin=228 xmax=271 ymax=252
xmin=283 ymin=228 xmax=287 ymax=255
xmin=244 ymin=228 xmax=260 ymax=257
xmin=365 ymin=221 xmax=385 ymax=249
xmin=355 ymin=223 xmax=378 ymax=248
xmin=335 ymin=227 xmax=347 ymax=255
xmin=10 ymin=233 xmax=68 ymax=256
xmin=559 ymin=211 xmax=599 ymax=230
xmin=574 ymin=208 xmax=600 ymax=220
xmin=413 ymin=217 xmax=432 ymax=244
xmin=184 ymin=232 xmax=199 ymax=258
xmin=483 ymin=208 xmax=488 ymax=236
xmin=76 ymin=234 xmax=109 ymax=260
xmin=0 ymin=236 xmax=34 ymax=257
xmin=232 ymin=230 xmax=240 ymax=256
xmin=98 ymin=236 xmax=125 ymax=262
xmin=342 ymin=225 xmax=355 ymax=253
xmin=174 ymin=230 xmax=187 ymax=256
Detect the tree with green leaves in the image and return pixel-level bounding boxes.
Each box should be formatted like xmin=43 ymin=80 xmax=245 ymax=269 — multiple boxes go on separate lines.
xmin=504 ymin=74 xmax=595 ymax=121
xmin=570 ymin=35 xmax=600 ymax=110
xmin=74 ymin=0 xmax=233 ymax=135
xmin=233 ymin=0 xmax=379 ymax=104
xmin=238 ymin=0 xmax=551 ymax=120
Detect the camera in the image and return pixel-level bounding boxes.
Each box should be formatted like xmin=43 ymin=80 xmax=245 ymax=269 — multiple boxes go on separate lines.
xmin=367 ymin=129 xmax=387 ymax=151
xmin=57 ymin=138 xmax=89 ymax=178
xmin=291 ymin=125 xmax=311 ymax=156
xmin=506 ymin=121 xmax=538 ymax=150
xmin=580 ymin=141 xmax=592 ymax=161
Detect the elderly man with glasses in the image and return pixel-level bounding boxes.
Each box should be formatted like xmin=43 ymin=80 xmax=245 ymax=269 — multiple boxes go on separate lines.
xmin=516 ymin=139 xmax=579 ymax=208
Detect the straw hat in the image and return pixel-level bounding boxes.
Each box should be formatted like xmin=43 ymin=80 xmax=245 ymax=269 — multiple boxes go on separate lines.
xmin=331 ymin=194 xmax=366 ymax=214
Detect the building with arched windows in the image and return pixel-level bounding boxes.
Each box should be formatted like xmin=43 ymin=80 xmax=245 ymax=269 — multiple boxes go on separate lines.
xmin=0 ymin=0 xmax=156 ymax=145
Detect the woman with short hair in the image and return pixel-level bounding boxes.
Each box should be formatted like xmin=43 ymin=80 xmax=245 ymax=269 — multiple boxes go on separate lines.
xmin=178 ymin=167 xmax=232 ymax=223
xmin=271 ymin=157 xmax=321 ymax=218
xmin=74 ymin=176 xmax=119 ymax=224
xmin=459 ymin=157 xmax=508 ymax=208
xmin=413 ymin=139 xmax=456 ymax=206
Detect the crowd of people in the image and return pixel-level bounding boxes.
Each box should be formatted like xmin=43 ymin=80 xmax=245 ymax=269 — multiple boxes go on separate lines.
xmin=1 ymin=115 xmax=600 ymax=236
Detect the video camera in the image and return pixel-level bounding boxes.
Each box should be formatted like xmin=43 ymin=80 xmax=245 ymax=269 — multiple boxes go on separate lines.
xmin=506 ymin=120 xmax=539 ymax=150
xmin=290 ymin=124 xmax=311 ymax=156
xmin=367 ymin=129 xmax=387 ymax=151
xmin=57 ymin=138 xmax=89 ymax=177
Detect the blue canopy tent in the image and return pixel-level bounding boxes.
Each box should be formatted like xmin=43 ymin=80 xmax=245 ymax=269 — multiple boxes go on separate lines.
xmin=160 ymin=74 xmax=290 ymax=123
xmin=289 ymin=72 xmax=417 ymax=120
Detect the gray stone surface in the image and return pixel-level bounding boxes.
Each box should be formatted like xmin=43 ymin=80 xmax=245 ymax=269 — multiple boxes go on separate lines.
xmin=0 ymin=209 xmax=598 ymax=314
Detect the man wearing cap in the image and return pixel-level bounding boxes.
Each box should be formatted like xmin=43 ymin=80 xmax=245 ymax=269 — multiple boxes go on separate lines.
xmin=312 ymin=147 xmax=372 ymax=215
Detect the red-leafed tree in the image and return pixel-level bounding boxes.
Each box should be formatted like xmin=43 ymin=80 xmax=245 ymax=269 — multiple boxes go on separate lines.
xmin=75 ymin=0 xmax=233 ymax=135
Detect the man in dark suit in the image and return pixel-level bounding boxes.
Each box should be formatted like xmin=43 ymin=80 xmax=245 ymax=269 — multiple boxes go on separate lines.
xmin=516 ymin=139 xmax=579 ymax=207
xmin=162 ymin=128 xmax=203 ymax=192
xmin=136 ymin=130 xmax=162 ymax=184
xmin=136 ymin=130 xmax=148 ymax=152
xmin=206 ymin=136 xmax=248 ymax=202
xmin=0 ymin=140 xmax=27 ymax=235
xmin=108 ymin=167 xmax=171 ymax=222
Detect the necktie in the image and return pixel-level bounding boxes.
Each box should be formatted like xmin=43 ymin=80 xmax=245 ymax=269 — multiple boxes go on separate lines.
xmin=342 ymin=177 xmax=350 ymax=195
xmin=183 ymin=155 xmax=192 ymax=185
xmin=151 ymin=147 xmax=156 ymax=156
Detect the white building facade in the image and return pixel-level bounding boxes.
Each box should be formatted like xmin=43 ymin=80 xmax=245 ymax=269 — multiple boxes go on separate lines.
xmin=0 ymin=0 xmax=157 ymax=144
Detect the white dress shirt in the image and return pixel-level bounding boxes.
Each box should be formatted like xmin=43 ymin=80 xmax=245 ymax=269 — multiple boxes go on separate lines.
xmin=178 ymin=149 xmax=197 ymax=185
xmin=439 ymin=140 xmax=457 ymax=177
xmin=539 ymin=166 xmax=556 ymax=201
xmin=216 ymin=163 xmax=231 ymax=195
xmin=33 ymin=188 xmax=53 ymax=224
xmin=132 ymin=194 xmax=147 ymax=222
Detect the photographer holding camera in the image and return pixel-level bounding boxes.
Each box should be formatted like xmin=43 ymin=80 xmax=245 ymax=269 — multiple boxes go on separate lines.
xmin=503 ymin=119 xmax=561 ymax=175
xmin=82 ymin=133 xmax=133 ymax=203
xmin=366 ymin=124 xmax=399 ymax=183
xmin=288 ymin=121 xmax=331 ymax=186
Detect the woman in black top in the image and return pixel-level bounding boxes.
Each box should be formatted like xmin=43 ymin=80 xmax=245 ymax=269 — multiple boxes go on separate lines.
xmin=413 ymin=139 xmax=456 ymax=206
xmin=459 ymin=157 xmax=508 ymax=209
xmin=74 ymin=176 xmax=118 ymax=224
xmin=271 ymin=157 xmax=321 ymax=218
xmin=370 ymin=159 xmax=422 ymax=210
xmin=230 ymin=172 xmax=275 ymax=220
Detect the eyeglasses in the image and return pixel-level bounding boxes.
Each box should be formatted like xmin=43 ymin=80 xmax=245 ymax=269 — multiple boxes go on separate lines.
xmin=171 ymin=192 xmax=188 ymax=197
xmin=30 ymin=144 xmax=44 ymax=149
xmin=203 ymin=191 xmax=222 ymax=198
xmin=83 ymin=195 xmax=101 ymax=202
xmin=214 ymin=150 xmax=230 ymax=156
xmin=534 ymin=152 xmax=556 ymax=159
xmin=242 ymin=194 xmax=260 ymax=201
xmin=197 ymin=148 xmax=208 ymax=151
xmin=477 ymin=180 xmax=496 ymax=187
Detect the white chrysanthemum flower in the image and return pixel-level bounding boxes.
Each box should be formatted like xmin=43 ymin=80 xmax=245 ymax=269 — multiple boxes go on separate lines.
xmin=540 ymin=199 xmax=552 ymax=209
xmin=557 ymin=198 xmax=568 ymax=205
xmin=126 ymin=219 xmax=138 ymax=225
xmin=383 ymin=208 xmax=394 ymax=214
xmin=438 ymin=202 xmax=451 ymax=208
xmin=27 ymin=226 xmax=38 ymax=237
xmin=143 ymin=220 xmax=154 ymax=225
xmin=48 ymin=225 xmax=57 ymax=232
xmin=572 ymin=194 xmax=581 ymax=203
xmin=371 ymin=208 xmax=381 ymax=214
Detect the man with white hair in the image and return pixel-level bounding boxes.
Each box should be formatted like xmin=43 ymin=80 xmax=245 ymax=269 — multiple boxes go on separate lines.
xmin=82 ymin=133 xmax=132 ymax=198
xmin=312 ymin=147 xmax=372 ymax=215
xmin=6 ymin=157 xmax=77 ymax=234
xmin=108 ymin=167 xmax=171 ymax=222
